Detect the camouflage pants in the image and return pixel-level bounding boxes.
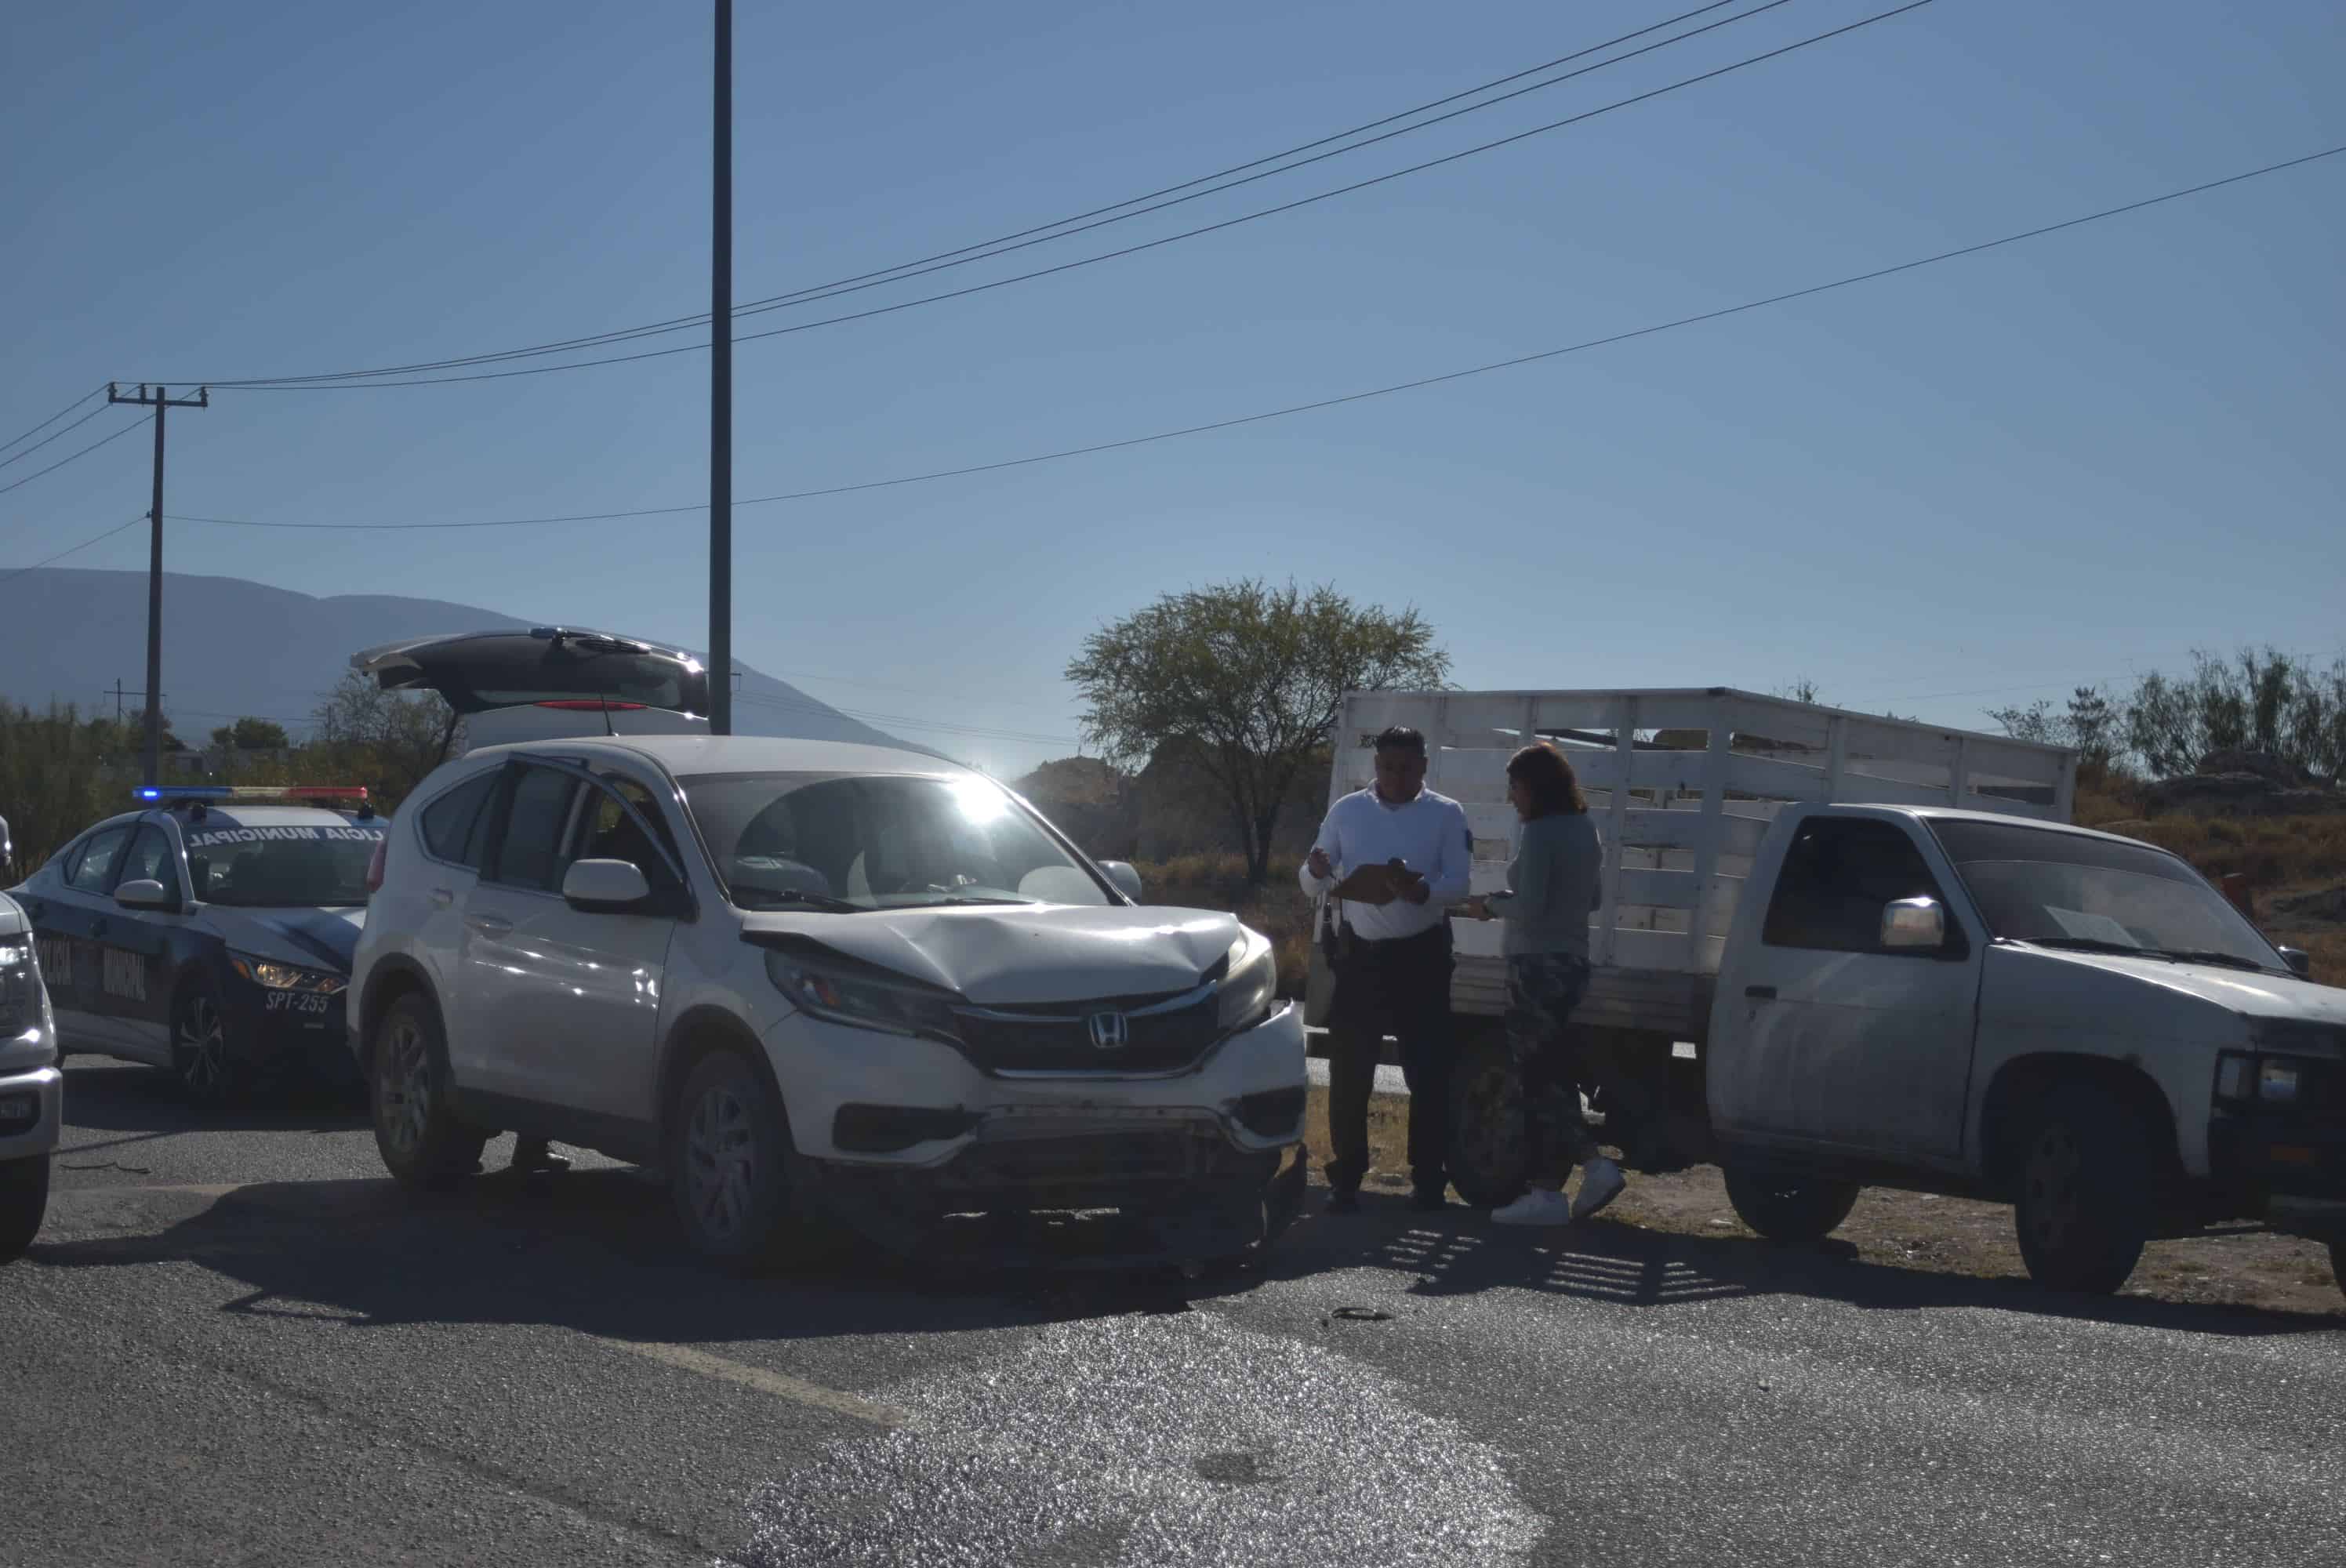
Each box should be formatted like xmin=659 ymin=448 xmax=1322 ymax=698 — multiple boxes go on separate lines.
xmin=1503 ymin=953 xmax=1596 ymax=1181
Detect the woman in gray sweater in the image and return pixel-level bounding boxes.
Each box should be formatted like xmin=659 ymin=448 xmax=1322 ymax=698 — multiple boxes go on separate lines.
xmin=1465 ymin=743 xmax=1624 ymax=1226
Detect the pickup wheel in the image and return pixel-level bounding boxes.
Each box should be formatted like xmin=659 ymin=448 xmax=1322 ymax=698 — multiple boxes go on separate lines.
xmin=1723 ymin=1167 xmax=1861 ymax=1243
xmin=369 ymin=993 xmax=488 ymax=1192
xmin=671 ymin=1051 xmax=801 ymax=1270
xmin=2013 ymin=1084 xmax=2152 ymax=1295
xmin=0 ymin=1154 xmax=49 ymax=1262
xmin=1447 ymin=1030 xmax=1529 ymax=1209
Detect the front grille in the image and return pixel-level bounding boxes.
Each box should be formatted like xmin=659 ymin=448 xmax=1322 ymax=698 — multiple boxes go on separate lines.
xmin=952 ymin=990 xmax=1224 ymax=1075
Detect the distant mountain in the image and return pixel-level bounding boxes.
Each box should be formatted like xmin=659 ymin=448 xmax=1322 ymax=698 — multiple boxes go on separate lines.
xmin=0 ymin=568 xmax=925 ymax=753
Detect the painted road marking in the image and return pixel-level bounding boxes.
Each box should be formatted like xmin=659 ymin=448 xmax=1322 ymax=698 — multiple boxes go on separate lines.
xmin=600 ymin=1338 xmax=909 ymax=1429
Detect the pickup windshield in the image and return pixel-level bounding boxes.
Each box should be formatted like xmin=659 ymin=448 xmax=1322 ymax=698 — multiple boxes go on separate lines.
xmin=187 ymin=827 xmax=383 ymax=908
xmin=1929 ymin=819 xmax=2280 ymax=972
xmin=677 ymin=771 xmax=1109 ymax=913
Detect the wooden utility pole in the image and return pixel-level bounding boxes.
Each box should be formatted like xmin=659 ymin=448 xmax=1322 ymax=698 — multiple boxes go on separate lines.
xmin=708 ymin=0 xmax=734 ymax=735
xmin=106 ymin=383 xmax=209 ymax=787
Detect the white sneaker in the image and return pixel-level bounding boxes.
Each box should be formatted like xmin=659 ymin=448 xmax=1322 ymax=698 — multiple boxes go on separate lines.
xmin=1491 ymin=1188 xmax=1572 ymax=1226
xmin=1571 ymin=1157 xmax=1626 ymax=1221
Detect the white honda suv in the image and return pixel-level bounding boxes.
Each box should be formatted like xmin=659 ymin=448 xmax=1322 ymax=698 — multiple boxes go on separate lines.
xmin=348 ymin=735 xmax=1307 ymax=1269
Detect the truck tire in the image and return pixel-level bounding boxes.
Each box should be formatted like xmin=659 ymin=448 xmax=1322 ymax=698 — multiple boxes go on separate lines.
xmin=370 ymin=993 xmax=488 ymax=1192
xmin=0 ymin=1154 xmax=49 ymax=1262
xmin=2013 ymin=1084 xmax=2152 ymax=1295
xmin=1447 ymin=1031 xmax=1528 ymax=1209
xmin=1723 ymin=1167 xmax=1860 ymax=1243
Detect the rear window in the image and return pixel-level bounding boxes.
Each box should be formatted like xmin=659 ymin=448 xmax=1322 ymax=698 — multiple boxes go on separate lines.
xmin=419 ymin=773 xmax=499 ymax=869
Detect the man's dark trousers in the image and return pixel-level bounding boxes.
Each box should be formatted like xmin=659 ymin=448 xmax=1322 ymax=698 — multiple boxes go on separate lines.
xmin=1324 ymin=923 xmax=1455 ymax=1199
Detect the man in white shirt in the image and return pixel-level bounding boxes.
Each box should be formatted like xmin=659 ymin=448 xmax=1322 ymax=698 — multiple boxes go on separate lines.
xmin=1300 ymin=726 xmax=1473 ymax=1213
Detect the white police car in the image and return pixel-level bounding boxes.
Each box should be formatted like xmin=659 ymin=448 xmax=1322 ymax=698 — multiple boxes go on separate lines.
xmin=10 ymin=786 xmax=384 ymax=1104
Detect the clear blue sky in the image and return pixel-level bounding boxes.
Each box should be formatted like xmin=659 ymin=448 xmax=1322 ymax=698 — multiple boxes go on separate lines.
xmin=5 ymin=0 xmax=2341 ymax=776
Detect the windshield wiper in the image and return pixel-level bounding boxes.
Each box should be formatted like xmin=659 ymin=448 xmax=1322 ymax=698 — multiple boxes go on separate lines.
xmin=2151 ymin=949 xmax=2273 ymax=973
xmin=2020 ymin=937 xmax=2170 ymax=960
xmin=737 ymin=888 xmax=864 ymax=913
xmin=902 ymin=894 xmax=1032 ymax=907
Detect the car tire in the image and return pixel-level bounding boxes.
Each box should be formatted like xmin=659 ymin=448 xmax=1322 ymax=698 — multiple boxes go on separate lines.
xmin=2013 ymin=1084 xmax=2154 ymax=1295
xmin=670 ymin=1051 xmax=799 ymax=1269
xmin=1446 ymin=1030 xmax=1529 ymax=1209
xmin=172 ymin=979 xmax=243 ymax=1108
xmin=0 ymin=1154 xmax=49 ymax=1262
xmin=1723 ymin=1167 xmax=1862 ymax=1243
xmin=370 ymin=993 xmax=487 ymax=1192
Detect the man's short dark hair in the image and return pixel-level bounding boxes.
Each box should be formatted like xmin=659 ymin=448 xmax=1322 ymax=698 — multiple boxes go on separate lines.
xmin=1373 ymin=725 xmax=1427 ymax=757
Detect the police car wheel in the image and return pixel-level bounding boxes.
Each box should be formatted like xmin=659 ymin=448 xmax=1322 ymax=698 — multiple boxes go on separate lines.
xmin=0 ymin=1155 xmax=49 ymax=1262
xmin=172 ymin=982 xmax=242 ymax=1107
xmin=371 ymin=993 xmax=487 ymax=1192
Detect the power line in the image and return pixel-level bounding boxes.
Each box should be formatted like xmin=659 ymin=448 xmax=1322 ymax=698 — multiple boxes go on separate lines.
xmin=165 ymin=142 xmax=2346 ymax=535
xmin=0 ymin=401 xmax=114 ymax=474
xmin=0 ymin=388 xmax=104 ymax=459
xmin=183 ymin=2 xmax=1761 ymax=389
xmin=0 ymin=516 xmax=147 ymax=589
xmin=217 ymin=0 xmax=1929 ymax=391
xmin=0 ymin=412 xmax=150 ymax=499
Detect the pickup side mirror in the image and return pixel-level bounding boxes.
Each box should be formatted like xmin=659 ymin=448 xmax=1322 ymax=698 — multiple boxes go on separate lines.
xmin=1097 ymin=859 xmax=1144 ymax=902
xmin=562 ymin=858 xmax=652 ymax=913
xmin=1880 ymin=897 xmax=1947 ymax=951
xmin=2277 ymin=946 xmax=2312 ymax=979
xmin=114 ymin=878 xmax=175 ymax=912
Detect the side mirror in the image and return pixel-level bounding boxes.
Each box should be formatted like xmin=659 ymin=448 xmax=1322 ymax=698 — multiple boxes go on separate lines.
xmin=2277 ymin=946 xmax=2312 ymax=979
xmin=1098 ymin=859 xmax=1144 ymax=903
xmin=562 ymin=858 xmax=652 ymax=913
xmin=1879 ymin=897 xmax=1946 ymax=950
xmin=115 ymin=878 xmax=175 ymax=912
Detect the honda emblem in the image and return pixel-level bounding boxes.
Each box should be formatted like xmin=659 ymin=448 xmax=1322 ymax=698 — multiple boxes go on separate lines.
xmin=1087 ymin=1011 xmax=1130 ymax=1051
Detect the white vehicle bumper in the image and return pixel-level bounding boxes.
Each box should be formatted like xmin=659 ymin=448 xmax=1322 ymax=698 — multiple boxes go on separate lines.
xmin=762 ymin=1000 xmax=1309 ymax=1262
xmin=0 ymin=1064 xmax=64 ymax=1162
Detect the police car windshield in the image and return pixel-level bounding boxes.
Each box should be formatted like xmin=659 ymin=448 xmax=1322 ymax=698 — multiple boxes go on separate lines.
xmin=185 ymin=823 xmax=383 ymax=908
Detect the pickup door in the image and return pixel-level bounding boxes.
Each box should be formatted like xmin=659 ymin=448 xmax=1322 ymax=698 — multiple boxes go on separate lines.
xmin=1713 ymin=815 xmax=1981 ymax=1162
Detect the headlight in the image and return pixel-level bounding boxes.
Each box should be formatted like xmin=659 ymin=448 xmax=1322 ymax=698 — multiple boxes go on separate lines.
xmin=0 ymin=938 xmax=36 ymax=1033
xmin=230 ymin=954 xmax=347 ymax=994
xmin=2258 ymin=1060 xmax=2301 ymax=1103
xmin=2217 ymin=1050 xmax=2317 ymax=1106
xmin=765 ymin=952 xmax=957 ymax=1040
xmin=1216 ymin=932 xmax=1279 ymax=1034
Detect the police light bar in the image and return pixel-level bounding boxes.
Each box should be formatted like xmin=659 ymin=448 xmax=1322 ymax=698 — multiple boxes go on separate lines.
xmin=278 ymin=786 xmax=369 ymax=801
xmin=135 ymin=786 xmax=234 ymax=802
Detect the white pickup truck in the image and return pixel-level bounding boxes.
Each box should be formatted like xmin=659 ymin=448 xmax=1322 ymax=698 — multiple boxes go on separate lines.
xmin=1310 ymin=688 xmax=2345 ymax=1298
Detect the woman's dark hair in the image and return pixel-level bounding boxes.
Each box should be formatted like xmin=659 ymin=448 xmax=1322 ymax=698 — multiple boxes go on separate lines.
xmin=1506 ymin=742 xmax=1588 ymax=817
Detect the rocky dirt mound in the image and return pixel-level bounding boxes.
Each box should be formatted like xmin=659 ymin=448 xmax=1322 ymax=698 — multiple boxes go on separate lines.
xmin=2144 ymin=749 xmax=2346 ymax=818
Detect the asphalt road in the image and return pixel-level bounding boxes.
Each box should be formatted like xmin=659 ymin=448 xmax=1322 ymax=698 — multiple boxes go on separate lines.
xmin=7 ymin=1058 xmax=2345 ymax=1566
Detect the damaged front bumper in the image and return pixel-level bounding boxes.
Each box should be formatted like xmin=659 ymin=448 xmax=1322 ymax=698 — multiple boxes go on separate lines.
xmin=808 ymin=1109 xmax=1309 ymax=1271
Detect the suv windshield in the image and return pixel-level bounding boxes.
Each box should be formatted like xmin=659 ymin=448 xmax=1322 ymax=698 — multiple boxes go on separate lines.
xmin=1929 ymin=819 xmax=2280 ymax=971
xmin=187 ymin=826 xmax=383 ymax=908
xmin=677 ymin=771 xmax=1109 ymax=912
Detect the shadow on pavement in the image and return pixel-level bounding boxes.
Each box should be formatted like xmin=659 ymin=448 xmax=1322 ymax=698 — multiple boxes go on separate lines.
xmin=56 ymin=1058 xmax=365 ymax=1138
xmin=1254 ymin=1186 xmax=2344 ymax=1339
xmin=31 ymin=1167 xmax=1201 ymax=1345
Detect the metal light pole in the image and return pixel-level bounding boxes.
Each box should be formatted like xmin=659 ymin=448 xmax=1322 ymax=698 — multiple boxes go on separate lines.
xmin=708 ymin=0 xmax=734 ymax=735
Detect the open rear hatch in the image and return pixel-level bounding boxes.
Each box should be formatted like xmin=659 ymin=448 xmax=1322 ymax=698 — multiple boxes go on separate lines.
xmin=351 ymin=627 xmax=711 ymax=749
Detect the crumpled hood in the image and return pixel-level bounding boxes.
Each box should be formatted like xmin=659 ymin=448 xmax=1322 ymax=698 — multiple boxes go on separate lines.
xmin=210 ymin=906 xmax=367 ymax=974
xmin=2009 ymin=945 xmax=2346 ymax=1028
xmin=739 ymin=905 xmax=1244 ymax=1005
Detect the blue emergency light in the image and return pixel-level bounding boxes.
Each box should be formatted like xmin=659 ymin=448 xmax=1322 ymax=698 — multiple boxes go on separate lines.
xmin=134 ymin=786 xmax=234 ymax=802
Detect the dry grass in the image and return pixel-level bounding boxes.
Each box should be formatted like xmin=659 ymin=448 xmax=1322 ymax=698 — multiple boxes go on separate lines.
xmin=1134 ymin=852 xmax=1314 ymax=998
